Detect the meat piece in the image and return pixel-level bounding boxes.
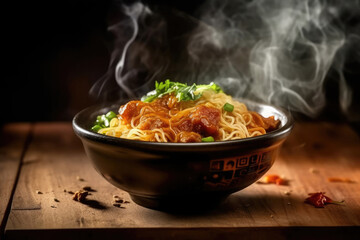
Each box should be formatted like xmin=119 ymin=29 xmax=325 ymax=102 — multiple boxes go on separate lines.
xmin=262 ymin=115 xmax=280 ymax=131
xmin=118 ymin=101 xmax=145 ymax=124
xmin=249 ymin=112 xmax=280 ymax=132
xmin=178 ymin=132 xmax=202 ymax=143
xmin=173 ymin=105 xmax=221 ymax=138
xmin=138 ymin=116 xmax=168 ymax=130
xmin=176 ymin=119 xmax=193 ymax=132
xmin=190 ymin=105 xmax=221 ymax=137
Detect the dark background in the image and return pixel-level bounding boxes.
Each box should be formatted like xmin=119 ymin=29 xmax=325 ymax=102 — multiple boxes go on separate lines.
xmin=2 ymin=0 xmax=360 ymax=131
xmin=2 ymin=0 xmax=205 ymax=122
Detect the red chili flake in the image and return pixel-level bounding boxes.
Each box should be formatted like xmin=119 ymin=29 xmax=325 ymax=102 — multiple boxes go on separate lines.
xmin=327 ymin=177 xmax=355 ymax=183
xmin=263 ymin=175 xmax=279 ymax=183
xmin=275 ymin=177 xmax=287 ymax=186
xmin=258 ymin=174 xmax=288 ymax=185
xmin=305 ymin=192 xmax=344 ymax=208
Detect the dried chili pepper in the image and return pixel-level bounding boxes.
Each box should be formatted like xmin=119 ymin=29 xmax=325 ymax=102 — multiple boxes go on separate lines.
xmin=305 ymin=192 xmax=344 ymax=208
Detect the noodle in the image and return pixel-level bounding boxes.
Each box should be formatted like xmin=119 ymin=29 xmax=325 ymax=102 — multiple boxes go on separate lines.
xmin=97 ymin=90 xmax=280 ymax=143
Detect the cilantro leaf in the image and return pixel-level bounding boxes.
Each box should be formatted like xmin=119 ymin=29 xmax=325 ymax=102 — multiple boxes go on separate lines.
xmin=141 ymin=80 xmax=223 ymax=103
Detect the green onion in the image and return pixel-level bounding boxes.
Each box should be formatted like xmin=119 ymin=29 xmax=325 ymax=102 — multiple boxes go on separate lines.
xmin=91 ymin=125 xmax=102 ymax=132
xmin=92 ymin=111 xmax=118 ymax=132
xmin=223 ymin=102 xmax=234 ymax=112
xmin=105 ymin=111 xmax=117 ymax=120
xmin=104 ymin=118 xmax=109 ymax=127
xmin=201 ymin=136 xmax=215 ymax=142
xmin=100 ymin=115 xmax=109 ymax=127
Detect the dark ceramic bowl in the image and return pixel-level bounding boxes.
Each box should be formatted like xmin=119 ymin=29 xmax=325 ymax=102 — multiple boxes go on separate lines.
xmin=73 ymin=100 xmax=293 ymax=211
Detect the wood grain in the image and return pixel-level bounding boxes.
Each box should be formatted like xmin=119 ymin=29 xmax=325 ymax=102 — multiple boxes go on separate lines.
xmin=0 ymin=123 xmax=31 ymax=235
xmin=3 ymin=122 xmax=360 ymax=239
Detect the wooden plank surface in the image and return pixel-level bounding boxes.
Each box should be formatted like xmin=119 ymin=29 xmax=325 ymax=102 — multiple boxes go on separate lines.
xmin=0 ymin=123 xmax=31 ymax=236
xmin=3 ymin=122 xmax=360 ymax=239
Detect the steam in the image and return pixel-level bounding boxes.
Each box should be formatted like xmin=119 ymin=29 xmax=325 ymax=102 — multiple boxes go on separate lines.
xmin=90 ymin=2 xmax=167 ymax=102
xmin=113 ymin=3 xmax=145 ymax=99
xmin=92 ymin=0 xmax=360 ymax=119
xmin=248 ymin=1 xmax=344 ymax=116
xmin=189 ymin=0 xmax=352 ymax=117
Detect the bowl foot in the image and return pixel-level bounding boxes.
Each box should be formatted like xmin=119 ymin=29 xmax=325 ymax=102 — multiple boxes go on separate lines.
xmin=130 ymin=193 xmax=229 ymax=212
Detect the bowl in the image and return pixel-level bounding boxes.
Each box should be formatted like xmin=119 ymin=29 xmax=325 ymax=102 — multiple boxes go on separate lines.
xmin=72 ymin=100 xmax=293 ymax=211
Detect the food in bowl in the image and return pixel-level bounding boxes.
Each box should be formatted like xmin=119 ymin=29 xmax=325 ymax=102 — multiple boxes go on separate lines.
xmin=73 ymin=81 xmax=293 ymax=211
xmin=91 ymin=80 xmax=280 ymax=143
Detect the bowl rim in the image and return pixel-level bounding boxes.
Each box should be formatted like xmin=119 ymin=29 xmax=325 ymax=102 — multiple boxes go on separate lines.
xmin=72 ymin=99 xmax=294 ymax=149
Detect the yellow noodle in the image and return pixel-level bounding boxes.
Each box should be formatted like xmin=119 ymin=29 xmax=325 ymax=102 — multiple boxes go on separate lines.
xmin=97 ymin=90 xmax=278 ymax=142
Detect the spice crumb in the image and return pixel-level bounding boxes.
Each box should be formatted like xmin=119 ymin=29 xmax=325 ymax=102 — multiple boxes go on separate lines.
xmin=82 ymin=186 xmax=93 ymax=191
xmin=63 ymin=189 xmax=67 ymax=192
xmin=51 ymin=205 xmax=56 ymax=208
xmin=67 ymin=191 xmax=74 ymax=194
xmin=113 ymin=196 xmax=124 ymax=203
xmin=284 ymin=190 xmax=292 ymax=195
xmin=36 ymin=190 xmax=43 ymax=194
xmin=72 ymin=190 xmax=89 ymax=202
xmin=76 ymin=176 xmax=85 ymax=181
xmin=112 ymin=195 xmax=130 ymax=207
xmin=54 ymin=198 xmax=60 ymax=202
xmin=113 ymin=203 xmax=121 ymax=208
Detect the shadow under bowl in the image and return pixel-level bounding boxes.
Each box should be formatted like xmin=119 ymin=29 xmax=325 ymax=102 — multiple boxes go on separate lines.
xmin=72 ymin=100 xmax=293 ymax=211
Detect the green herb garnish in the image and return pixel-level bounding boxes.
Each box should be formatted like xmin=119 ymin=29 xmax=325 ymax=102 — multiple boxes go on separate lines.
xmin=201 ymin=136 xmax=215 ymax=142
xmin=223 ymin=102 xmax=234 ymax=112
xmin=105 ymin=111 xmax=117 ymax=120
xmin=141 ymin=79 xmax=223 ymax=103
xmin=91 ymin=110 xmax=117 ymax=132
xmin=91 ymin=125 xmax=102 ymax=132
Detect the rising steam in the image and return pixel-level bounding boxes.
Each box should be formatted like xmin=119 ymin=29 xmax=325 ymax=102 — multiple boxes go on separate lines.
xmin=91 ymin=0 xmax=360 ymax=119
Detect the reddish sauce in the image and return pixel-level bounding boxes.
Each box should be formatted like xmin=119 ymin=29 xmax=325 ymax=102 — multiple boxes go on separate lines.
xmin=118 ymin=101 xmax=146 ymax=124
xmin=118 ymin=96 xmax=221 ymax=142
xmin=178 ymin=132 xmax=202 ymax=143
xmin=190 ymin=105 xmax=220 ymax=137
xmin=118 ymin=95 xmax=279 ymax=142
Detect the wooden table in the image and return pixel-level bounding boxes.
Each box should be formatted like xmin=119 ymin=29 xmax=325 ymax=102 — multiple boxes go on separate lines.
xmin=1 ymin=122 xmax=359 ymax=239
